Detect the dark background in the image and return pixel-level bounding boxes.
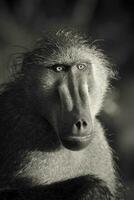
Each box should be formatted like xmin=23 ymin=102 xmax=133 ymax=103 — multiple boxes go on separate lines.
xmin=0 ymin=0 xmax=134 ymax=187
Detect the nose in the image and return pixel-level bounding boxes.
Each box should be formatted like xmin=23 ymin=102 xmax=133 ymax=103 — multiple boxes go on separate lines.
xmin=61 ymin=115 xmax=93 ymax=150
xmin=75 ymin=119 xmax=88 ymax=130
xmin=72 ymin=117 xmax=92 ymax=138
xmin=73 ymin=118 xmax=88 ymax=132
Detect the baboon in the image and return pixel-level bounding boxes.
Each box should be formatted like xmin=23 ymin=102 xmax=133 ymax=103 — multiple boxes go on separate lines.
xmin=0 ymin=30 xmax=117 ymax=199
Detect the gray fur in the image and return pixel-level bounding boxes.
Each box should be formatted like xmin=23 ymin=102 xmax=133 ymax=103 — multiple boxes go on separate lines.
xmin=0 ymin=30 xmax=117 ymax=199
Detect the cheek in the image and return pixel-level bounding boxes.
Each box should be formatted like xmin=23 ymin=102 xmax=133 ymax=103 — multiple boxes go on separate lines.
xmin=41 ymin=72 xmax=57 ymax=91
xmin=36 ymin=71 xmax=59 ymax=104
xmin=41 ymin=96 xmax=61 ymax=135
xmin=36 ymin=76 xmax=61 ymax=131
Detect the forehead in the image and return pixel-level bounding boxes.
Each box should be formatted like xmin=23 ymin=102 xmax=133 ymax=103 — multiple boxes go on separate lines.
xmin=28 ymin=31 xmax=100 ymax=67
xmin=57 ymin=46 xmax=91 ymax=64
xmin=43 ymin=45 xmax=93 ymax=66
xmin=34 ymin=31 xmax=93 ymax=65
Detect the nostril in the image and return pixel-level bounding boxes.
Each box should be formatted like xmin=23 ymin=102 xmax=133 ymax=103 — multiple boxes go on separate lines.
xmin=83 ymin=120 xmax=87 ymax=127
xmin=75 ymin=121 xmax=81 ymax=130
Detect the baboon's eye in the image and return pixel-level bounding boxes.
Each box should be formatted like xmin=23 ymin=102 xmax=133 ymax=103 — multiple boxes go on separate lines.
xmin=55 ymin=66 xmax=64 ymax=72
xmin=77 ymin=63 xmax=87 ymax=70
xmin=49 ymin=65 xmax=66 ymax=72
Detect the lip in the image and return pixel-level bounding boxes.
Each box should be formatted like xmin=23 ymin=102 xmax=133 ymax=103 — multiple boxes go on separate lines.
xmin=60 ymin=135 xmax=92 ymax=151
xmin=62 ymin=135 xmax=92 ymax=142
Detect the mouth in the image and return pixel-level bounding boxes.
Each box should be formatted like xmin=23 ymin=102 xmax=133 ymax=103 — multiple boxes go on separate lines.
xmin=60 ymin=134 xmax=92 ymax=151
xmin=63 ymin=135 xmax=91 ymax=141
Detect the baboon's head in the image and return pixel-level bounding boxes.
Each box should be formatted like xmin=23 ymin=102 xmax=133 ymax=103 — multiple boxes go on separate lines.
xmin=22 ymin=30 xmax=112 ymax=151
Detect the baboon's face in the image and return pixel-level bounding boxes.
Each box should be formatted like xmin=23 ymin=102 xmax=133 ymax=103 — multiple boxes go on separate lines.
xmin=26 ymin=46 xmax=104 ymax=151
xmin=58 ymin=62 xmax=94 ymax=150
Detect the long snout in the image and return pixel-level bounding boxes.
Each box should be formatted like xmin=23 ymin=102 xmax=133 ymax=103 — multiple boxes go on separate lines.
xmin=58 ymin=74 xmax=93 ymax=151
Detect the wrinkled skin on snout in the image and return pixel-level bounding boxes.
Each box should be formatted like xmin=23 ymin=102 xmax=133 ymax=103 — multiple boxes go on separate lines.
xmin=58 ymin=68 xmax=93 ymax=151
xmin=30 ymin=60 xmax=94 ymax=151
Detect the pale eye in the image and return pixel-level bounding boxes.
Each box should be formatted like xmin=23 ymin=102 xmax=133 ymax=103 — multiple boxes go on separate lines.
xmin=48 ymin=65 xmax=67 ymax=72
xmin=77 ymin=64 xmax=87 ymax=70
xmin=55 ymin=66 xmax=64 ymax=72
